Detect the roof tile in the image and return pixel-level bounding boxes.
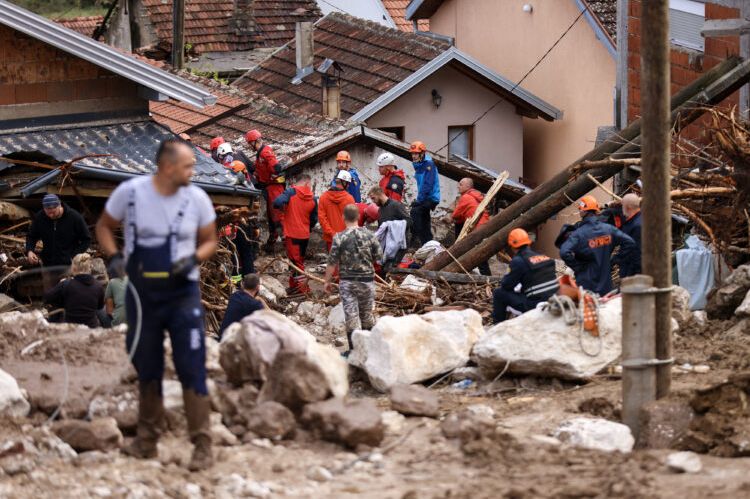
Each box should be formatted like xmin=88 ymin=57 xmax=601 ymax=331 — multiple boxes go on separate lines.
xmin=382 ymin=0 xmax=429 ymax=32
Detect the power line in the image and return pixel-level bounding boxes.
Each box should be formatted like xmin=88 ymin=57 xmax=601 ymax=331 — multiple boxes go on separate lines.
xmin=317 ymin=0 xmax=347 ymax=14
xmin=434 ymin=4 xmax=590 ymax=156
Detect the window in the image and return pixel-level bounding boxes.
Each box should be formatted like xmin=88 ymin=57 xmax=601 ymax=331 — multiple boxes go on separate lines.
xmin=448 ymin=125 xmax=474 ymax=161
xmin=377 ymin=126 xmax=405 ymax=141
xmin=669 ymin=0 xmax=705 ymax=52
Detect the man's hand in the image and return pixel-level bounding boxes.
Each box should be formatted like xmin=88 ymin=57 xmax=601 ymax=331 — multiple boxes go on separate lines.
xmin=172 ymin=254 xmax=198 ymax=280
xmin=26 ymin=251 xmax=39 ymax=265
xmin=107 ymin=253 xmax=125 ymax=278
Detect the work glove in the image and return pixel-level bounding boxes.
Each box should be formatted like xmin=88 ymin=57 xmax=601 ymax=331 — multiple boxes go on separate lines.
xmin=107 ymin=253 xmax=126 ymax=279
xmin=172 ymin=254 xmax=198 ymax=280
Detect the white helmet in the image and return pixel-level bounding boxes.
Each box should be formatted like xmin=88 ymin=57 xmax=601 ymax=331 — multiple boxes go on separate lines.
xmin=376 ymin=152 xmax=396 ymax=167
xmin=217 ymin=142 xmax=233 ymax=156
xmin=336 ymin=170 xmax=352 ymax=184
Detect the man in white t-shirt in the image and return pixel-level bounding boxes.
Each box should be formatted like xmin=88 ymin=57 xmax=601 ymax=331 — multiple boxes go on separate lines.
xmin=96 ymin=138 xmax=218 ymax=471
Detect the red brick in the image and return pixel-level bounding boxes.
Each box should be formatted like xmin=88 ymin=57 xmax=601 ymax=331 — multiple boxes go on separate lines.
xmin=46 ymin=82 xmax=75 ymax=102
xmin=15 ymin=83 xmax=48 ymax=104
xmin=706 ymin=4 xmax=740 ymax=20
xmin=106 ymin=77 xmax=138 ymax=98
xmin=74 ymin=78 xmax=108 ymax=100
xmin=0 ymin=84 xmax=14 ymax=105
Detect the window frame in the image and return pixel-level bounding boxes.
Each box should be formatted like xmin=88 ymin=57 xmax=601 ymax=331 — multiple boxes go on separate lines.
xmin=447 ymin=124 xmax=474 ymax=161
xmin=668 ymin=0 xmax=706 ymax=52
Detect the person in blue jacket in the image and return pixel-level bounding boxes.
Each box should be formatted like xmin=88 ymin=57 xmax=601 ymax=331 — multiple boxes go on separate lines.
xmin=331 ymin=150 xmax=362 ymax=202
xmin=613 ymin=193 xmax=642 ymax=278
xmin=560 ymin=195 xmax=636 ymax=295
xmin=493 ymin=228 xmax=559 ymax=323
xmin=409 ymin=140 xmax=440 ymax=245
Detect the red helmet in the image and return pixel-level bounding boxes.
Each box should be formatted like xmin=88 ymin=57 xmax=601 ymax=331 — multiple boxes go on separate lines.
xmin=578 ymin=195 xmax=600 ymax=212
xmin=508 ymin=228 xmax=532 ymax=249
xmin=409 ymin=141 xmax=427 ymax=153
xmin=336 ymin=150 xmax=351 ymax=162
xmin=364 ymin=203 xmax=379 ymax=223
xmin=210 ymin=137 xmax=225 ymax=150
xmin=245 ymin=129 xmax=262 ymax=143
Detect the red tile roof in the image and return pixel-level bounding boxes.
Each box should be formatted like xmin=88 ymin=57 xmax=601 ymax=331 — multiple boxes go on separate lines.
xmin=140 ymin=0 xmax=321 ymax=55
xmin=585 ymin=0 xmax=617 ymax=44
xmin=234 ymin=12 xmax=448 ymax=118
xmin=382 ymin=0 xmax=428 ymax=32
xmin=53 ymin=15 xmax=104 ymax=39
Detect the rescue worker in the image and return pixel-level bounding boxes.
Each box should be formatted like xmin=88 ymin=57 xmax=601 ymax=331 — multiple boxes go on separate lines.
xmin=375 ymin=152 xmax=406 ymax=202
xmin=324 ymin=204 xmax=383 ymax=357
xmin=95 ymin=138 xmax=218 ymax=470
xmin=614 ymin=193 xmax=642 ymax=278
xmin=357 ymin=202 xmax=379 ymax=226
xmin=560 ymin=195 xmax=636 ymax=295
xmin=331 ymin=151 xmax=362 ymax=202
xmin=26 ymin=193 xmax=92 ymax=290
xmin=319 ymin=170 xmax=355 ymax=251
xmin=273 ymin=174 xmax=317 ymax=293
xmin=409 ymin=141 xmax=440 ymax=245
xmin=368 ymin=186 xmax=411 ymax=272
xmin=451 ymin=178 xmax=491 ymax=275
xmin=246 ymin=129 xmax=285 ymax=252
xmin=216 ymin=142 xmax=234 ymax=167
xmin=209 ymin=136 xmax=224 ymax=163
xmin=219 ymin=273 xmax=264 ymax=339
xmin=492 ymin=228 xmax=559 ymax=323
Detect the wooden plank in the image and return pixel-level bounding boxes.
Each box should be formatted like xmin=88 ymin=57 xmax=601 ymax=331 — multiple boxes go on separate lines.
xmin=702 ymin=19 xmax=750 ymax=37
xmin=389 ymin=267 xmax=502 ymax=284
xmin=457 ymin=171 xmax=508 ymax=241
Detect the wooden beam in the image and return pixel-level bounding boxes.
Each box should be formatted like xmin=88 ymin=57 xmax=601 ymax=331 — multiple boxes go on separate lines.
xmin=388 ymin=267 xmax=502 ymax=284
xmin=457 ymin=171 xmax=508 ymax=241
xmin=701 ymin=19 xmax=750 ymax=37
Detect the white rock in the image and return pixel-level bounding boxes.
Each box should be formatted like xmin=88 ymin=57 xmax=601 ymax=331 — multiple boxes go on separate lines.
xmin=381 ymin=410 xmax=406 ymax=435
xmin=184 ymin=483 xmax=202 ymax=499
xmin=328 ymin=303 xmax=346 ymax=333
xmin=735 ymin=289 xmax=750 ymax=317
xmin=205 ymin=339 xmax=221 ymax=374
xmin=672 ymin=286 xmax=693 ymax=327
xmin=399 ymin=275 xmax=431 ymax=293
xmin=466 ymin=404 xmax=495 ymax=419
xmin=692 ymin=310 xmax=707 ymax=326
xmin=260 ymin=276 xmax=287 ymax=301
xmin=472 ymin=297 xmax=623 ymax=380
xmin=297 ymin=301 xmax=322 ymax=323
xmin=0 ymin=310 xmax=47 ymax=338
xmin=304 ymin=341 xmax=349 ymax=398
xmin=162 ymin=380 xmax=183 ymax=412
xmin=0 ymin=368 xmax=30 ymax=417
xmin=218 ymin=473 xmax=271 ymax=498
xmin=350 ymin=309 xmax=484 ymax=392
xmin=307 ymin=465 xmax=333 ymax=482
xmin=258 ymin=286 xmax=277 ymax=305
xmin=553 ymin=417 xmax=634 ymax=453
xmin=210 ymin=413 xmax=239 ymax=446
xmin=666 ymin=451 xmax=702 ymax=473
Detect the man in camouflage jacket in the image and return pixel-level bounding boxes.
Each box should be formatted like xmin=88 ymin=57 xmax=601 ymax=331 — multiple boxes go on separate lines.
xmin=324 ymin=204 xmax=383 ymax=357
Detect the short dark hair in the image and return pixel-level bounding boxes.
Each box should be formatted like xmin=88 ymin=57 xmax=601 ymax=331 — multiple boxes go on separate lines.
xmin=296 ymin=173 xmax=311 ymax=183
xmin=343 ymin=204 xmax=359 ymax=223
xmin=368 ymin=186 xmax=384 ymax=196
xmin=155 ymin=137 xmax=190 ymax=167
xmin=242 ymin=273 xmax=260 ymax=290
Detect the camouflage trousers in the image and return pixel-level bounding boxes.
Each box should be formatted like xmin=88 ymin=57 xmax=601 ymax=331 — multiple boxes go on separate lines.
xmin=339 ymin=280 xmax=375 ymax=350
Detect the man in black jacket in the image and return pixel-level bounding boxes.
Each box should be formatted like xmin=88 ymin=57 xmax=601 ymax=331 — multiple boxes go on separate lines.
xmin=368 ymin=187 xmax=411 ymax=228
xmin=26 ymin=194 xmax=91 ymax=268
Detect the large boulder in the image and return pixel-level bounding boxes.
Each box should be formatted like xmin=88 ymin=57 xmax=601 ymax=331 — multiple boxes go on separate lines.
xmin=734 ymin=289 xmax=750 ymax=318
xmin=472 ymin=297 xmax=622 ymax=380
xmin=553 ymin=417 xmax=634 ymax=453
xmin=706 ymin=264 xmax=750 ymax=319
xmin=349 ymin=309 xmax=484 ymax=392
xmin=672 ymin=286 xmax=693 ymax=328
xmin=301 ymin=397 xmax=385 ymax=448
xmin=52 ymin=418 xmax=123 ymax=452
xmin=0 ymin=368 xmax=30 ymax=418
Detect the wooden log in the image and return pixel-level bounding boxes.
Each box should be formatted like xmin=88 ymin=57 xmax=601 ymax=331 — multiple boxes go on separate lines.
xmin=424 ymin=56 xmax=742 ymax=272
xmin=457 ymin=171 xmax=508 ymax=241
xmin=444 ymin=57 xmax=750 ymax=273
xmin=388 ymin=267 xmax=502 ymax=284
xmin=0 ymin=201 xmax=30 ymax=221
xmin=669 ymin=187 xmax=736 ymax=199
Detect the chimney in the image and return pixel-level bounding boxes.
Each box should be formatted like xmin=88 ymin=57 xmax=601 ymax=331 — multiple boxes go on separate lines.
xmin=318 ymin=58 xmax=343 ymax=119
xmin=295 ymin=21 xmax=314 ymax=72
xmin=231 ymin=0 xmax=257 ymax=37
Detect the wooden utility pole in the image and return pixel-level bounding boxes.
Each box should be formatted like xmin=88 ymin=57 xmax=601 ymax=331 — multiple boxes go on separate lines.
xmin=640 ymin=0 xmax=672 ymax=398
xmin=172 ymin=0 xmax=185 ymax=69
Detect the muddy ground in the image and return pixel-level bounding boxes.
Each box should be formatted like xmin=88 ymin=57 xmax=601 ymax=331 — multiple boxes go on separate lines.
xmin=1 ymin=261 xmax=750 ymax=498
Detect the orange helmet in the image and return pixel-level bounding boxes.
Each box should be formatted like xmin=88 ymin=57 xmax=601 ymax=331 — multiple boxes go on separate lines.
xmin=245 ymin=129 xmax=262 ymax=143
xmin=409 ymin=141 xmax=427 ymax=153
xmin=336 ymin=150 xmax=351 ymax=162
xmin=508 ymin=228 xmax=532 ymax=249
xmin=577 ymin=195 xmax=600 ymax=212
xmin=210 ymin=137 xmax=225 ymax=150
xmin=229 ymin=160 xmax=247 ymax=173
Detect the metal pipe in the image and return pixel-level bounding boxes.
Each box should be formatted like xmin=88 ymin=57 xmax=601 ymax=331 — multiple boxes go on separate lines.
xmin=621 ymin=275 xmax=657 ymax=439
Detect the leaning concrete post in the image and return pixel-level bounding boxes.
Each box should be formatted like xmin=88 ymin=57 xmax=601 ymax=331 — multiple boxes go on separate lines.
xmin=621 ymin=275 xmax=657 ymax=438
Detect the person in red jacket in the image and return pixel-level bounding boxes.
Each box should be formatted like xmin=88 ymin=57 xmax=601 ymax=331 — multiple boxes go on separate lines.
xmin=452 ymin=178 xmax=491 ymax=276
xmin=376 ymin=152 xmax=406 ymax=202
xmin=273 ymin=174 xmax=317 ymax=293
xmin=357 ymin=202 xmax=379 ymax=227
xmin=246 ymin=129 xmax=285 ymax=253
xmin=319 ymin=171 xmax=355 ymax=251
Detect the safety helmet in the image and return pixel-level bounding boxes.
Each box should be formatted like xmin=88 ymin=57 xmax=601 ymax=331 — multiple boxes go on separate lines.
xmin=217 ymin=142 xmax=233 ymax=156
xmin=229 ymin=160 xmax=246 ymax=173
xmin=577 ymin=195 xmax=600 ymax=212
xmin=245 ymin=129 xmax=262 ymax=143
xmin=210 ymin=137 xmax=225 ymax=150
xmin=508 ymin=228 xmax=532 ymax=249
xmin=336 ymin=150 xmax=351 ymax=162
xmin=336 ymin=170 xmax=352 ymax=184
xmin=376 ymin=152 xmax=396 ymax=167
xmin=409 ymin=141 xmax=427 ymax=153
xmin=364 ymin=203 xmax=379 ymax=222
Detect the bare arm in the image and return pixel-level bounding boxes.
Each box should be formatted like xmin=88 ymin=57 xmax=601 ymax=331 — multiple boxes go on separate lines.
xmin=196 ymin=222 xmax=218 ymax=262
xmin=105 ymin=298 xmax=114 ymax=315
xmin=96 ymin=211 xmax=121 ymax=257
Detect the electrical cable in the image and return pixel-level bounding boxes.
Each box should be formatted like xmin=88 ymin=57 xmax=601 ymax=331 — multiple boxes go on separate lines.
xmin=433 ymin=4 xmax=590 ymax=156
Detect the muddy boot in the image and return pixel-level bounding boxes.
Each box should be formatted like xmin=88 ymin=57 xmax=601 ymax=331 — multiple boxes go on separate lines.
xmin=183 ymin=388 xmax=213 ymax=471
xmin=122 ymin=380 xmax=163 ymax=459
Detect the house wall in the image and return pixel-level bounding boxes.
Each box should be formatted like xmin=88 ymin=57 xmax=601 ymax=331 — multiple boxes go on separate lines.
xmin=365 ymin=65 xmax=524 ymax=183
xmin=0 ymin=25 xmax=145 ymax=122
xmin=627 ymin=0 xmax=740 ymax=124
xmin=427 ymin=0 xmax=617 ymax=252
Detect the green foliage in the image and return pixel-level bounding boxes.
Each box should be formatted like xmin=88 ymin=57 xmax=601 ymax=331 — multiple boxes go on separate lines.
xmin=187 ymin=68 xmax=229 ymax=86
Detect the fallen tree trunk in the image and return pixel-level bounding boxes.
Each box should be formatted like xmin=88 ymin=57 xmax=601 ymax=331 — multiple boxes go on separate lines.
xmin=669 ymin=187 xmax=736 ymax=199
xmin=425 ymin=56 xmax=742 ymax=272
xmin=443 ymin=57 xmax=750 ymax=273
xmin=388 ymin=267 xmax=502 ymax=284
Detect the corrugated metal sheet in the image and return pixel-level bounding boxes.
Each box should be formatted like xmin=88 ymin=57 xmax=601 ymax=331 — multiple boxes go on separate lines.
xmin=0 ymin=0 xmax=217 ymax=108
